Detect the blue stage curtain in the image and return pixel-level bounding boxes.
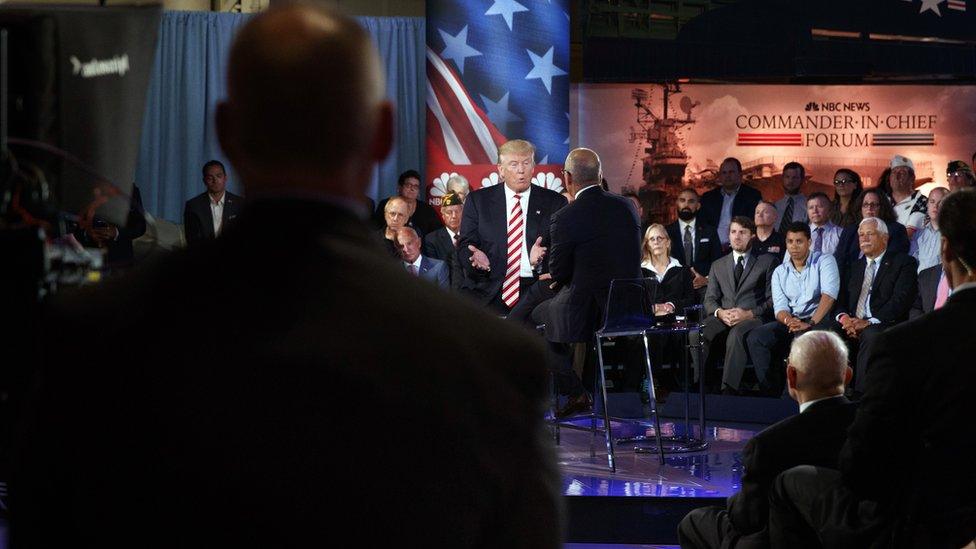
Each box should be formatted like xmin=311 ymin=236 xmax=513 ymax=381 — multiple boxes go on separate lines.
xmin=135 ymin=12 xmax=425 ymax=222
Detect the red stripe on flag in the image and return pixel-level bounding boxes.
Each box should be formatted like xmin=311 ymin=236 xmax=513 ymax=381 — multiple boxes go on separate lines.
xmin=427 ymin=63 xmax=494 ymax=165
xmin=737 ymin=133 xmax=802 ymax=137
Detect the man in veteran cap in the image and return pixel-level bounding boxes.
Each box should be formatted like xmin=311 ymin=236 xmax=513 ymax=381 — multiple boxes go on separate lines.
xmin=423 ymin=191 xmax=465 ymax=289
xmin=947 ymin=160 xmax=976 ymax=192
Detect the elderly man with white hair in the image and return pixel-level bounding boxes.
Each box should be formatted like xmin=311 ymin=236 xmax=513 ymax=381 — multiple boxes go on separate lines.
xmin=678 ymin=330 xmax=857 ymax=549
xmin=832 ymin=216 xmax=917 ymax=398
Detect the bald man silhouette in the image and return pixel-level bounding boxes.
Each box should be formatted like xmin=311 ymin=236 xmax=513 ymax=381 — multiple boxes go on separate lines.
xmin=12 ymin=5 xmax=561 ymax=548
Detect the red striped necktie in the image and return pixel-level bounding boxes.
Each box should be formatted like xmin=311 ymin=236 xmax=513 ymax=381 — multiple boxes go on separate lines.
xmin=503 ymin=194 xmax=524 ymax=308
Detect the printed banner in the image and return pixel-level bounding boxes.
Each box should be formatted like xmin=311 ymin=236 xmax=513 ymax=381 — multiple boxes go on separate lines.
xmin=575 ymin=84 xmax=976 ymax=223
xmin=425 ymin=0 xmax=570 ymax=205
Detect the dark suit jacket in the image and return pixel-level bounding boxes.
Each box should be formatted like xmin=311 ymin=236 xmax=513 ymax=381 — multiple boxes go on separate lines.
xmin=183 ymin=190 xmax=244 ymax=246
xmin=457 ymin=184 xmax=567 ymax=306
xmin=640 ymin=264 xmax=695 ymax=311
xmin=839 ymin=287 xmax=976 ymax=547
xmin=423 ymin=227 xmax=463 ymax=290
xmin=73 ymin=185 xmax=147 ymax=266
xmin=703 ymin=251 xmax=777 ymax=319
xmin=13 ymin=199 xmax=561 ymax=548
xmin=698 ymin=184 xmax=763 ymax=234
xmin=416 ymin=255 xmax=449 ymax=288
xmin=835 ymin=220 xmax=910 ymax=277
xmin=729 ymin=396 xmax=858 ymax=537
xmin=665 ymin=220 xmax=723 ymax=276
xmin=545 ymin=187 xmax=642 ymax=343
xmin=910 ymin=264 xmax=942 ymax=320
xmin=834 ymin=250 xmax=917 ymax=325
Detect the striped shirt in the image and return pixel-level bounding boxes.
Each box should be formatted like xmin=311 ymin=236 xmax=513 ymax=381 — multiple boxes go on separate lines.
xmin=910 ymin=224 xmax=941 ymax=273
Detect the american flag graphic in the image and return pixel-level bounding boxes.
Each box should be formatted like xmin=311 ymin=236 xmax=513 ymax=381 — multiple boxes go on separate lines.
xmin=948 ymin=0 xmax=966 ymax=11
xmin=426 ymin=0 xmax=570 ymax=202
xmin=736 ymin=133 xmax=803 ymax=146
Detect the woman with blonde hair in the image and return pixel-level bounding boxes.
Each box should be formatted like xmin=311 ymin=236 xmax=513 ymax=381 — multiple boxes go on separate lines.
xmin=641 ymin=223 xmax=694 ymax=315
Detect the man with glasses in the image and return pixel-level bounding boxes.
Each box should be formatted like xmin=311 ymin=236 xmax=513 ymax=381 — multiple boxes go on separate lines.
xmin=947 ymin=160 xmax=976 ymax=192
xmin=831 ymin=217 xmax=917 ymax=398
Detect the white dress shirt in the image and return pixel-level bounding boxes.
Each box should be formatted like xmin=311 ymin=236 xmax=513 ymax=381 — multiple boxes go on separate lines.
xmin=209 ymin=192 xmax=225 ymax=236
xmin=504 ymin=184 xmax=534 ymax=277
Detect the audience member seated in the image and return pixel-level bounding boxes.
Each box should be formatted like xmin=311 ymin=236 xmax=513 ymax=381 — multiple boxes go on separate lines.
xmin=910 ymin=186 xmax=948 ymax=273
xmin=753 ymin=200 xmax=785 ymax=260
xmin=910 ymin=263 xmax=948 ymax=319
xmin=806 ymin=192 xmax=841 ymax=256
xmin=666 ymin=188 xmax=723 ymax=302
xmin=746 ymin=222 xmax=839 ymax=396
xmin=445 ymin=174 xmax=470 ymax=203
xmin=699 ymin=157 xmax=762 ymax=252
xmin=396 ymin=227 xmax=448 ymax=287
xmin=775 ymin=161 xmax=808 ymax=231
xmin=641 ymin=223 xmax=695 ymax=316
xmin=832 ymin=217 xmax=917 ymax=397
xmin=183 ymin=160 xmax=245 ymax=247
xmin=678 ymin=330 xmax=856 ymax=549
xmin=768 ymin=189 xmax=976 ymax=549
xmin=380 ymin=196 xmax=410 ymax=258
xmin=624 ymin=191 xmax=647 ymax=232
xmin=834 ymin=188 xmax=910 ymax=276
xmin=702 ymin=216 xmax=777 ymax=395
xmin=374 ymin=169 xmax=443 ymax=236
xmin=74 ymin=184 xmax=147 ymax=268
xmin=422 ymin=191 xmax=464 ymax=289
xmin=947 ymin=160 xmax=976 ymax=192
xmin=888 ymin=154 xmax=927 ymax=238
xmin=829 ymin=168 xmax=863 ymax=227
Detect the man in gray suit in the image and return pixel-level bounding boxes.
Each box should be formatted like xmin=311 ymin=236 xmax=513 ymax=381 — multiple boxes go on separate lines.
xmin=398 ymin=227 xmax=449 ymax=288
xmin=703 ymin=216 xmax=777 ymax=394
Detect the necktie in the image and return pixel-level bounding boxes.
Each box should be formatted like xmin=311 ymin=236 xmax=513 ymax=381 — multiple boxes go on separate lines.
xmin=813 ymin=227 xmax=824 ymax=253
xmin=780 ymin=196 xmax=794 ymax=231
xmin=408 ymin=264 xmax=419 ymax=276
xmin=453 ymin=233 xmax=459 ymax=247
xmin=855 ymin=258 xmax=876 ymax=318
xmin=733 ymin=254 xmax=745 ymax=287
xmin=683 ymin=225 xmax=694 ymax=267
xmin=934 ymin=271 xmax=950 ymax=309
xmin=503 ymin=194 xmax=524 ymax=308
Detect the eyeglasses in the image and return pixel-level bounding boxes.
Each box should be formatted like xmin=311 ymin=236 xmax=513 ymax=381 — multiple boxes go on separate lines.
xmin=833 ymin=179 xmax=854 ymax=186
xmin=647 ymin=236 xmax=668 ymax=242
xmin=862 ymin=202 xmax=881 ymax=209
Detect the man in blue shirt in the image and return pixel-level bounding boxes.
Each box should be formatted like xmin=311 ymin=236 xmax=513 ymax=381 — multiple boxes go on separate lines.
xmin=746 ymin=222 xmax=840 ymax=396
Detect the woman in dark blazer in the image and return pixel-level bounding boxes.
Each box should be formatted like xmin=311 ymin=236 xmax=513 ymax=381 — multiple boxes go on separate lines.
xmin=640 ymin=223 xmax=695 ymax=314
xmin=638 ymin=224 xmax=695 ymax=395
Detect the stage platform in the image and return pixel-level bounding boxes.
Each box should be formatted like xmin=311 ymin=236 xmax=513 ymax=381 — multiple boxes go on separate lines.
xmin=559 ymin=416 xmax=767 ymax=546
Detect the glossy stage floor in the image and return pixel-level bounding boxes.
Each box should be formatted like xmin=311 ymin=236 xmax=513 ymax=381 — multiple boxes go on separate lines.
xmin=558 ymin=414 xmax=771 ymax=546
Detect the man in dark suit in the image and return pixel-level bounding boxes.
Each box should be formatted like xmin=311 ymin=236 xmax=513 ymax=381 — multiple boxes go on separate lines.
xmin=679 ymin=330 xmax=857 ymax=548
xmin=422 ymin=191 xmax=464 ymax=289
xmin=703 ymin=216 xmax=777 ymax=394
xmin=457 ymin=139 xmax=568 ymax=314
xmin=398 ymin=227 xmax=449 ymax=288
xmin=11 ymin=6 xmax=562 ymax=548
xmin=183 ymin=160 xmax=245 ymax=246
xmin=768 ymin=189 xmax=976 ymax=549
xmin=666 ymin=187 xmax=723 ymax=302
xmin=542 ymin=147 xmax=642 ymax=416
xmin=831 ymin=217 xmax=917 ymax=396
xmin=699 ymin=157 xmax=763 ymax=251
xmin=910 ymin=263 xmax=946 ymax=319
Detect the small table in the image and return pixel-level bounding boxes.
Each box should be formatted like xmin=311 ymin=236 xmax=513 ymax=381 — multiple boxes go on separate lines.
xmin=621 ymin=320 xmax=708 ymax=454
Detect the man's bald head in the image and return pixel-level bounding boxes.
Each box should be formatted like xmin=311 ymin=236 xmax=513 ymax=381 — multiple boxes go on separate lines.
xmin=563 ymin=148 xmax=602 ymax=196
xmin=217 ymin=3 xmax=392 ymax=196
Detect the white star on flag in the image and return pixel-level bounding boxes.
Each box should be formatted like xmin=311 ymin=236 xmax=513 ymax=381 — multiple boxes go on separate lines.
xmin=485 ymin=0 xmax=529 ymax=31
xmin=919 ymin=0 xmax=944 ymax=15
xmin=438 ymin=25 xmax=482 ymax=74
xmin=525 ymin=46 xmax=567 ymax=94
xmin=479 ymin=91 xmax=522 ymax=133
